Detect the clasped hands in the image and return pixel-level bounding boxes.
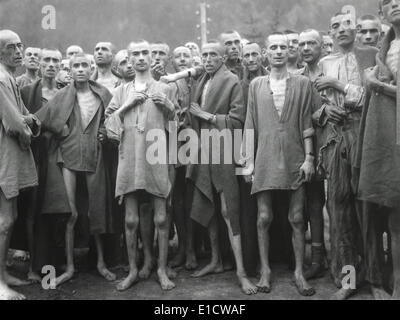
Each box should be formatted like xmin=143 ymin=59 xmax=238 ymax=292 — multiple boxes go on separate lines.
xmin=117 ymin=91 xmax=173 ymax=119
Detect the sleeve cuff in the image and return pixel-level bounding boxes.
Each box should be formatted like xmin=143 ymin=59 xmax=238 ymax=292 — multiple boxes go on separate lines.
xmin=303 ymin=127 xmax=315 ymax=139
xmin=105 ymin=113 xmax=123 ymax=142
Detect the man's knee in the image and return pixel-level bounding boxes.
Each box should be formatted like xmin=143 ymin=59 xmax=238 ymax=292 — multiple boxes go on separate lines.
xmin=154 ymin=212 xmax=168 ymax=229
xmin=0 ymin=215 xmax=14 ymax=234
xmin=125 ymin=213 xmax=139 ymax=230
xmin=288 ymin=210 xmax=304 ymax=228
xmin=257 ymin=211 xmax=273 ymax=229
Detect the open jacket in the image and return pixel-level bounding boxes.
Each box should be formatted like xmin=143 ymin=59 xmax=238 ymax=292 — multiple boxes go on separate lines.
xmin=35 ymin=81 xmax=115 ymax=234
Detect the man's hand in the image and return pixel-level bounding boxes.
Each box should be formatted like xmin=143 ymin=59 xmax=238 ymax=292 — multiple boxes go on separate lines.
xmin=160 ymin=74 xmax=177 ymax=84
xmin=152 ymin=62 xmax=166 ymax=78
xmin=125 ymin=91 xmax=147 ymax=108
xmin=364 ymin=66 xmax=380 ymax=91
xmin=22 ymin=115 xmax=35 ymax=127
xmin=242 ymin=162 xmax=254 ymax=184
xmin=189 ymin=102 xmax=210 ymax=121
xmin=315 ymin=76 xmax=345 ymax=92
xmin=324 ymin=103 xmax=347 ymax=124
xmin=299 ymin=157 xmax=315 ymax=182
xmin=118 ymin=92 xmax=147 ymax=119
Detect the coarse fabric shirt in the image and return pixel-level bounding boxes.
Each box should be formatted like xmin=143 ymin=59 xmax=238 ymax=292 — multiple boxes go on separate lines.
xmin=270 ymin=76 xmax=288 ymax=117
xmin=243 ymin=74 xmax=314 ymax=194
xmin=358 ymin=29 xmax=400 ymax=208
xmin=105 ymin=79 xmax=177 ymax=199
xmin=16 ymin=73 xmax=38 ymax=89
xmin=0 ymin=64 xmax=39 ymax=200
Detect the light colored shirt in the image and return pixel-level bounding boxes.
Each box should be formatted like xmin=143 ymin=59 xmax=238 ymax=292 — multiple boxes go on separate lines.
xmin=319 ymin=51 xmax=365 ymax=111
xmin=77 ymin=90 xmax=100 ymax=129
xmin=270 ymin=77 xmax=287 ymax=117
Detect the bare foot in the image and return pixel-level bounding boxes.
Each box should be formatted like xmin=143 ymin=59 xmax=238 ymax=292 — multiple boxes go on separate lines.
xmin=191 ymin=260 xmax=223 ymax=278
xmin=238 ymin=274 xmax=257 ymax=295
xmin=371 ymin=286 xmax=391 ymax=300
xmin=169 ymin=250 xmax=185 ymax=268
xmin=27 ymin=271 xmax=42 ymax=283
xmin=157 ymin=268 xmax=176 ymax=291
xmin=185 ymin=252 xmax=198 ymax=270
xmin=139 ymin=259 xmax=154 ymax=279
xmin=4 ymin=272 xmax=30 ymax=286
xmin=116 ymin=270 xmax=138 ymax=291
xmin=167 ymin=267 xmax=178 ymax=279
xmin=0 ymin=284 xmax=26 ymax=300
xmin=97 ymin=263 xmax=117 ymax=282
xmin=256 ymin=270 xmax=271 ymax=293
xmin=55 ymin=268 xmax=74 ymax=287
xmin=293 ymin=274 xmax=315 ymax=297
xmin=330 ymin=288 xmax=355 ymax=300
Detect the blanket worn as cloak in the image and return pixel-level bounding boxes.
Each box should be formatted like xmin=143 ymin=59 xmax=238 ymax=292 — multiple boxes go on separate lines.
xmin=358 ymin=28 xmax=400 ymax=208
xmin=187 ymin=64 xmax=245 ymax=236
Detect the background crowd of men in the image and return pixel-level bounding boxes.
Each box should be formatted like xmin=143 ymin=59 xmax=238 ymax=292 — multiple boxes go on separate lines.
xmin=0 ymin=0 xmax=399 ymax=301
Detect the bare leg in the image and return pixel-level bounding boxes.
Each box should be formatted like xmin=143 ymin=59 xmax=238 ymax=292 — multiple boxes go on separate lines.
xmin=191 ymin=215 xmax=223 ymax=277
xmin=289 ymin=186 xmax=315 ymax=297
xmin=185 ymin=218 xmax=198 ymax=270
xmin=94 ymin=234 xmax=116 ymax=281
xmin=138 ymin=202 xmax=154 ymax=279
xmin=0 ymin=193 xmax=25 ymax=300
xmin=55 ymin=168 xmax=78 ymax=287
xmin=389 ymin=208 xmax=400 ymax=300
xmin=304 ymin=181 xmax=326 ymax=280
xmin=152 ymin=196 xmax=175 ymax=290
xmin=256 ymin=191 xmax=273 ymax=293
xmin=219 ymin=193 xmax=257 ymax=295
xmin=117 ymin=194 xmax=139 ymax=291
xmin=170 ymin=194 xmax=186 ymax=268
xmin=26 ymin=188 xmax=41 ymax=283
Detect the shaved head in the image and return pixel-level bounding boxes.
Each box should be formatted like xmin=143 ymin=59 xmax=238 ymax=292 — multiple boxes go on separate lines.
xmin=69 ymin=52 xmax=90 ymax=68
xmin=266 ymin=33 xmax=288 ymax=47
xmin=95 ymin=41 xmax=116 ymax=54
xmin=202 ymin=41 xmax=225 ymax=56
xmin=0 ymin=29 xmax=21 ymax=50
xmin=243 ymin=42 xmax=262 ymax=54
xmin=115 ymin=49 xmax=128 ymax=64
xmin=66 ymin=45 xmax=83 ymax=58
xmin=173 ymin=46 xmax=191 ymax=56
xmin=0 ymin=29 xmax=23 ymax=70
xmin=41 ymin=48 xmax=62 ymax=60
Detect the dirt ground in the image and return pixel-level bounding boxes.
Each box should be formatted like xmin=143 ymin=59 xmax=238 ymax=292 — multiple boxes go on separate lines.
xmin=8 ymin=207 xmax=375 ymax=300
xmin=10 ymin=250 xmax=373 ymax=300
